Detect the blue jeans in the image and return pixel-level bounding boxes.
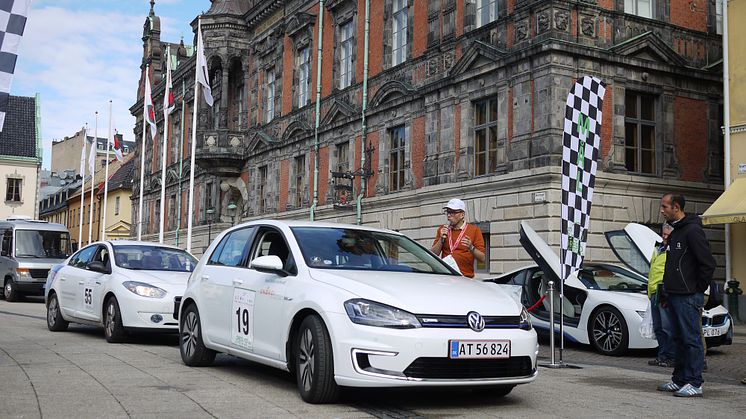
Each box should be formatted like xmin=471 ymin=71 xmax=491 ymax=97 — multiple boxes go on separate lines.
xmin=667 ymin=293 xmax=705 ymax=387
xmin=651 ymin=292 xmax=676 ymax=361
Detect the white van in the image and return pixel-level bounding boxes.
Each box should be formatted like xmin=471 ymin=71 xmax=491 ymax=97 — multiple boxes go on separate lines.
xmin=0 ymin=217 xmax=71 ymax=301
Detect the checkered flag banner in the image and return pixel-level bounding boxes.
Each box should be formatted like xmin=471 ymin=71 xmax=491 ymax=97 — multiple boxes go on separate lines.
xmin=560 ymin=76 xmax=606 ymax=281
xmin=0 ymin=0 xmax=32 ymax=132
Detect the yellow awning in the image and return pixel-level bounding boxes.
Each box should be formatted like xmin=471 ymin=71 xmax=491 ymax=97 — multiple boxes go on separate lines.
xmin=702 ymin=178 xmax=746 ymax=225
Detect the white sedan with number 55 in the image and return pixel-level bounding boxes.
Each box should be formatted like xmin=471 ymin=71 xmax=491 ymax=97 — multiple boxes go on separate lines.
xmin=45 ymin=241 xmax=197 ymax=342
xmin=177 ymin=220 xmax=538 ymax=404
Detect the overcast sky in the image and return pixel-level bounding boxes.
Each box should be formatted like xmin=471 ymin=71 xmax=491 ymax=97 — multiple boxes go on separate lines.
xmin=12 ymin=0 xmax=210 ymax=169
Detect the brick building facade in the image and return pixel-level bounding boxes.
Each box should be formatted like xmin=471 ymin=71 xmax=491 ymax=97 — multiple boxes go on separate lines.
xmin=131 ymin=0 xmax=725 ymax=276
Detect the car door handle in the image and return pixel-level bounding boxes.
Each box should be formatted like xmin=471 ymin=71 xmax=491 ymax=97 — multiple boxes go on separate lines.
xmin=78 ymin=281 xmax=84 ymax=285
xmin=95 ymin=281 xmax=101 ymax=285
xmin=201 ymin=275 xmax=210 ymax=281
xmin=232 ymin=279 xmax=243 ymax=286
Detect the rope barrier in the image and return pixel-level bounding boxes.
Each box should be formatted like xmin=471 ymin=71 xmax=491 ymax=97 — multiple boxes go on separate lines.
xmin=526 ymin=294 xmax=546 ymax=312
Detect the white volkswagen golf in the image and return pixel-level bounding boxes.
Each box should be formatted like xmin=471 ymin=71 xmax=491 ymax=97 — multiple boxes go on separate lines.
xmin=177 ymin=220 xmax=538 ymax=404
xmin=45 ymin=241 xmax=197 ymax=342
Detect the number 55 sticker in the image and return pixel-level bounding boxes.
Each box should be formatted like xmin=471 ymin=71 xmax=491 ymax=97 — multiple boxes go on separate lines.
xmin=231 ymin=288 xmax=256 ymax=351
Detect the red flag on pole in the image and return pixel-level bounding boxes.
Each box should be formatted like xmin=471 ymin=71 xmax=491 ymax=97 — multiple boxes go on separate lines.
xmin=144 ymin=71 xmax=158 ymax=139
xmin=164 ymin=47 xmax=175 ymax=116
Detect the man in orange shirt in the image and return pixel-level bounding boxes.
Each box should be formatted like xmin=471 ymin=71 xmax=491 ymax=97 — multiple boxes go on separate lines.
xmin=431 ymin=198 xmax=485 ymax=278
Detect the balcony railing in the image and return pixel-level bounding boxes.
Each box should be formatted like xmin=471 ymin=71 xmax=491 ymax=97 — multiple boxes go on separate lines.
xmin=196 ymin=130 xmax=248 ymax=176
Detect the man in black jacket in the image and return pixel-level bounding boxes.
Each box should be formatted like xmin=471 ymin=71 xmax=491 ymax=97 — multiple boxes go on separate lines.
xmin=656 ymin=193 xmax=715 ymax=398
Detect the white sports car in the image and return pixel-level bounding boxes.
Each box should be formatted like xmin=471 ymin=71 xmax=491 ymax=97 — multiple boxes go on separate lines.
xmin=45 ymin=241 xmax=197 ymax=342
xmin=486 ymin=221 xmax=733 ymax=356
xmin=177 ymin=220 xmax=538 ymax=404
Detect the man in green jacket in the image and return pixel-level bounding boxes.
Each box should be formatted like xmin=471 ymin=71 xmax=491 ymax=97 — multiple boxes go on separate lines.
xmin=648 ymin=223 xmax=676 ymax=367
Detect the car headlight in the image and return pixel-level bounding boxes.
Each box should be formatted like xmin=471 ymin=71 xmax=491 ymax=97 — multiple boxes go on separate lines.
xmin=15 ymin=268 xmax=33 ymax=280
xmin=344 ymin=299 xmax=421 ymax=329
xmin=122 ymin=281 xmax=167 ymax=298
xmin=520 ymin=306 xmax=533 ymax=331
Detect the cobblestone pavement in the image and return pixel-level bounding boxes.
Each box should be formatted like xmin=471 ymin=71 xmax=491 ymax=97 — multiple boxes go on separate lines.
xmin=536 ymin=325 xmax=746 ymax=386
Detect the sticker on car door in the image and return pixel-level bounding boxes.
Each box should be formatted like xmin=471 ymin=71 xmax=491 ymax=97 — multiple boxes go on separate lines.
xmin=232 ymin=288 xmax=256 ymax=351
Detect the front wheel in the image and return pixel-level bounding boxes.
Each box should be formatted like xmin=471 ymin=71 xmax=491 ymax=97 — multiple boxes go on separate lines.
xmin=46 ymin=293 xmax=69 ymax=331
xmin=588 ymin=305 xmax=628 ymax=356
xmin=179 ymin=304 xmax=216 ymax=367
xmin=104 ymin=297 xmax=127 ymax=343
xmin=295 ymin=315 xmax=339 ymax=404
xmin=4 ymin=279 xmax=21 ymax=302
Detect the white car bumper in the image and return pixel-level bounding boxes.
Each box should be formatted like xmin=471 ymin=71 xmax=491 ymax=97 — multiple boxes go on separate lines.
xmin=325 ymin=312 xmax=539 ymax=387
xmin=117 ymin=290 xmax=181 ymax=330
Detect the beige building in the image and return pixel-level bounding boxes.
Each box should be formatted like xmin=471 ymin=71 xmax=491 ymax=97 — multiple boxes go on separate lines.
xmin=39 ymin=156 xmax=131 ymax=250
xmin=99 ymin=156 xmax=134 ymax=241
xmin=703 ymin=0 xmax=746 ymax=297
xmin=1 ymin=95 xmax=42 ymax=220
xmin=51 ymin=127 xmax=134 ymax=174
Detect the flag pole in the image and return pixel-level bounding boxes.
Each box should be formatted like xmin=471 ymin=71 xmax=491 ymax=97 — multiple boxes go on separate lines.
xmin=101 ymin=100 xmax=112 ymax=241
xmin=78 ymin=124 xmax=87 ymax=248
xmin=159 ymin=46 xmax=171 ymax=244
xmin=138 ymin=65 xmax=149 ymax=241
xmin=175 ymin=78 xmax=185 ymax=247
xmin=187 ymin=18 xmax=204 ymax=254
xmin=88 ymin=112 xmax=97 ymax=244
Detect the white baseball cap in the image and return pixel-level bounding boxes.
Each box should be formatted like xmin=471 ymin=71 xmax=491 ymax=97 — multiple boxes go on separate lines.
xmin=443 ymin=198 xmax=466 ymax=212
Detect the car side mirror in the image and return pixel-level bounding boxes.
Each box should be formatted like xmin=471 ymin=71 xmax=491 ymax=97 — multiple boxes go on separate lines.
xmin=250 ymin=255 xmax=288 ymax=277
xmin=88 ymin=260 xmax=111 ymax=274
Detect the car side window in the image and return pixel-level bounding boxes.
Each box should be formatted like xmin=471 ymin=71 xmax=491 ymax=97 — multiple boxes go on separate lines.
xmin=251 ymin=229 xmax=296 ymax=275
xmin=209 ymin=227 xmax=255 ymax=267
xmin=92 ymin=246 xmax=111 ymax=270
xmin=0 ymin=229 xmax=11 ymax=256
xmin=70 ymin=246 xmax=97 ymax=269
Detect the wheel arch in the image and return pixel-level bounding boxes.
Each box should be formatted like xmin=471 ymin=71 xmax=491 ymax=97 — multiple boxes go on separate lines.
xmin=101 ymin=291 xmax=118 ymax=320
xmin=285 ymin=307 xmax=324 ymax=374
xmin=179 ymin=296 xmax=199 ymax=321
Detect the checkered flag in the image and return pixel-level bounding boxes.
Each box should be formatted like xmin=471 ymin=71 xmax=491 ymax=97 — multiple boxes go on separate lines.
xmin=0 ymin=0 xmax=32 ymax=132
xmin=560 ymin=76 xmax=606 ymax=281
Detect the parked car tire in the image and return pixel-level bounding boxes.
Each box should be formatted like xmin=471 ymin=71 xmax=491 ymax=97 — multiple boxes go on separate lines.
xmin=179 ymin=304 xmax=216 ymax=367
xmin=104 ymin=297 xmax=127 ymax=343
xmin=4 ymin=278 xmax=21 ymax=302
xmin=588 ymin=305 xmax=628 ymax=356
xmin=46 ymin=292 xmax=69 ymax=331
xmin=294 ymin=314 xmax=339 ymax=404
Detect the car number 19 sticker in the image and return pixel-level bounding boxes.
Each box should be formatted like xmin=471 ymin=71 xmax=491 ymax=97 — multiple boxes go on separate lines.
xmin=231 ymin=288 xmax=256 ymax=351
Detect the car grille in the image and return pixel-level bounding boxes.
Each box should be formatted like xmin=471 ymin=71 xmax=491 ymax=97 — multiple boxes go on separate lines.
xmin=403 ymin=356 xmax=534 ymax=379
xmin=416 ymin=314 xmax=523 ymax=329
xmin=702 ymin=314 xmax=728 ymax=327
xmin=29 ymin=269 xmax=50 ymax=279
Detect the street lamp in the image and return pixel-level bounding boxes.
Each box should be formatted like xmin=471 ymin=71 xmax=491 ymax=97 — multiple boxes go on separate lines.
xmin=206 ymin=207 xmax=215 ymax=246
xmin=227 ymin=202 xmax=237 ymax=226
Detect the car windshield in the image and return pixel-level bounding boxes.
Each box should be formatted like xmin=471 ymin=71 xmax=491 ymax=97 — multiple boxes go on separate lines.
xmin=577 ymin=265 xmax=646 ymax=292
xmin=113 ymin=245 xmax=197 ymax=272
xmin=291 ymin=227 xmax=455 ymax=275
xmin=15 ymin=230 xmax=71 ymax=259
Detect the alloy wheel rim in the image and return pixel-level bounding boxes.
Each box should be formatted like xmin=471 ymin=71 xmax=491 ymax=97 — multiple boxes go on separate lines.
xmin=48 ymin=297 xmax=58 ymax=325
xmin=181 ymin=311 xmax=198 ymax=359
xmin=4 ymin=282 xmax=10 ymax=297
xmin=298 ymin=328 xmax=315 ymax=392
xmin=593 ymin=311 xmax=622 ymax=352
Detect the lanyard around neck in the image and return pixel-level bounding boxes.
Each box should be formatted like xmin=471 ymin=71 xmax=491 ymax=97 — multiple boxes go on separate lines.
xmin=447 ymin=223 xmax=468 ymax=253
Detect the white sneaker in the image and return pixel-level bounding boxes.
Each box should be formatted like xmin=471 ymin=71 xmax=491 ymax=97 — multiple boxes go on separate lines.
xmin=673 ymin=383 xmax=703 ymax=397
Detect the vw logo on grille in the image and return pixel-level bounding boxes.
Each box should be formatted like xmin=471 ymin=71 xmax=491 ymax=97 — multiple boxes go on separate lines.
xmin=467 ymin=311 xmax=485 ymax=332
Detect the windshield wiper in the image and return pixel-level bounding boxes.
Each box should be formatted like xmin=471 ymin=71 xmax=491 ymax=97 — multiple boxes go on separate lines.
xmin=16 ymin=254 xmax=43 ymax=258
